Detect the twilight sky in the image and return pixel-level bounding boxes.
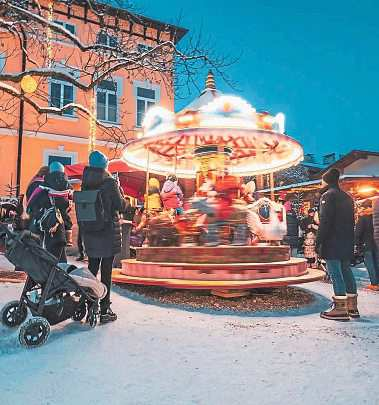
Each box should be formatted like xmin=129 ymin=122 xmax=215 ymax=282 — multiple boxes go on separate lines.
xmin=136 ymin=0 xmax=379 ymax=157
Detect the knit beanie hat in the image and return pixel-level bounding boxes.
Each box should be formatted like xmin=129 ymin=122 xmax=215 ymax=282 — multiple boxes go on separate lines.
xmin=322 ymin=168 xmax=340 ymax=186
xmin=49 ymin=161 xmax=65 ymax=173
xmin=89 ymin=150 xmax=108 ymax=169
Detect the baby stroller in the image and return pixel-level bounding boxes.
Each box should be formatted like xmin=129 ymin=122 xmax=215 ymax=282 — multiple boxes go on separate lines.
xmin=0 ymin=224 xmax=106 ymax=348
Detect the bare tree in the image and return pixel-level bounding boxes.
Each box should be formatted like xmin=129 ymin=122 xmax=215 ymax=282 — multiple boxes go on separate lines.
xmin=0 ymin=0 xmax=234 ymax=147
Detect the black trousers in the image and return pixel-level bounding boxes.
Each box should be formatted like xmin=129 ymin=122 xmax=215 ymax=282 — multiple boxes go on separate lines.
xmin=88 ymin=256 xmax=114 ymax=311
xmin=77 ymin=231 xmax=85 ymax=256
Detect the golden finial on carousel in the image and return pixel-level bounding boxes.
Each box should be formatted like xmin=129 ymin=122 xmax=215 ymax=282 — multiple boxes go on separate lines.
xmin=205 ymin=70 xmax=216 ymax=91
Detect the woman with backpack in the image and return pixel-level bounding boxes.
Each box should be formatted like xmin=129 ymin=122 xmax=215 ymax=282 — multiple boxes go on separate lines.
xmin=79 ymin=151 xmax=126 ymax=324
xmin=27 ymin=162 xmax=72 ymax=263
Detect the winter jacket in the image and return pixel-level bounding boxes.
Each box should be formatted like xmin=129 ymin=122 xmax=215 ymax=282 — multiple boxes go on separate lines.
xmin=27 ymin=172 xmax=72 ymax=250
xmin=81 ymin=166 xmax=126 ymax=258
xmin=316 ymin=186 xmax=355 ymax=260
xmin=161 ymin=180 xmax=183 ymax=210
xmin=355 ymin=213 xmax=375 ymax=252
xmin=283 ymin=212 xmax=299 ymax=248
xmin=26 ymin=176 xmax=45 ymax=205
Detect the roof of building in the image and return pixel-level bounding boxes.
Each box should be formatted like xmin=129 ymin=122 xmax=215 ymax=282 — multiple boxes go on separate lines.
xmin=319 ymin=150 xmax=379 ymax=175
xmin=95 ymin=1 xmax=188 ymax=43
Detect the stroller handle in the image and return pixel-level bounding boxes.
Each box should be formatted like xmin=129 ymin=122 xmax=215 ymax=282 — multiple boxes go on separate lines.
xmin=0 ymin=223 xmax=40 ymax=242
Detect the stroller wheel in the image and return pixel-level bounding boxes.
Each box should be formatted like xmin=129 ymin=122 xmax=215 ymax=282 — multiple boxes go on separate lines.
xmin=19 ymin=317 xmax=50 ymax=348
xmin=72 ymin=304 xmax=87 ymax=322
xmin=1 ymin=300 xmax=27 ymax=328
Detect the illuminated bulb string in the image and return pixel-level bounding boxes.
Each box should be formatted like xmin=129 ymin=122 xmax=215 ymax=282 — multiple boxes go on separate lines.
xmin=89 ymin=90 xmax=97 ymax=152
xmin=46 ymin=1 xmax=54 ymax=67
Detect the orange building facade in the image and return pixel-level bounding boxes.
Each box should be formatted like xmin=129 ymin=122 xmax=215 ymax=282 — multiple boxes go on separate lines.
xmin=0 ymin=1 xmax=186 ymax=194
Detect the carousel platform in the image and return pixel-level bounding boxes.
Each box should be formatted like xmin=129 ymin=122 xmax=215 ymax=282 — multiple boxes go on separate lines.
xmin=111 ymin=246 xmax=324 ymax=290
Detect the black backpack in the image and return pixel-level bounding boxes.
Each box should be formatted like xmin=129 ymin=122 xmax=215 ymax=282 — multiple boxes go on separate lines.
xmin=74 ymin=190 xmax=105 ymax=232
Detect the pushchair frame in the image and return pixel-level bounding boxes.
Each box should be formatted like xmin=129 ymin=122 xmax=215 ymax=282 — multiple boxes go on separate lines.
xmin=0 ymin=224 xmax=101 ymax=348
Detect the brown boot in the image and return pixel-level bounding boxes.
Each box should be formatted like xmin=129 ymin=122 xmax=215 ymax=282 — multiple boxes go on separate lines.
xmin=347 ymin=293 xmax=360 ymax=318
xmin=320 ymin=296 xmax=350 ymax=321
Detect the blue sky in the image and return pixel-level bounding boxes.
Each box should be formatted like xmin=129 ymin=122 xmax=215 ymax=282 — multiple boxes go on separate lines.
xmin=133 ymin=0 xmax=379 ymax=157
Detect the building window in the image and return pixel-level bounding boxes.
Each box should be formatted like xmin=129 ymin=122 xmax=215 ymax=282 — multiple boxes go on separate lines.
xmin=138 ymin=43 xmax=154 ymax=53
xmin=49 ymin=80 xmax=74 ymax=116
xmin=136 ymin=87 xmax=158 ymax=127
xmin=97 ymin=79 xmax=118 ymax=123
xmin=0 ymin=52 xmax=6 ymax=73
xmin=97 ymin=31 xmax=118 ymax=48
xmin=53 ymin=20 xmax=76 ymax=42
xmin=43 ymin=149 xmax=78 ymax=167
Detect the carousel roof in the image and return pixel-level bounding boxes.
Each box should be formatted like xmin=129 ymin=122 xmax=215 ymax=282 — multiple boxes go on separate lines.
xmin=178 ymin=71 xmax=222 ymax=114
xmin=122 ymin=73 xmax=304 ymax=178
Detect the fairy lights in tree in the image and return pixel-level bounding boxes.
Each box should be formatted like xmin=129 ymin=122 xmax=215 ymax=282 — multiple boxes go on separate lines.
xmin=89 ymin=90 xmax=97 ymax=152
xmin=46 ymin=1 xmax=54 ymax=67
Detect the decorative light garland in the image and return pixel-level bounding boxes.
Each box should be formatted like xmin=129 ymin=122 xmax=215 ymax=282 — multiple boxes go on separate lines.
xmin=89 ymin=89 xmax=97 ymax=152
xmin=46 ymin=1 xmax=54 ymax=67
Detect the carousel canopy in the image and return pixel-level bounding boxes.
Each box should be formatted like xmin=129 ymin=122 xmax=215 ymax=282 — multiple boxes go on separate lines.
xmin=122 ymin=73 xmax=304 ymax=178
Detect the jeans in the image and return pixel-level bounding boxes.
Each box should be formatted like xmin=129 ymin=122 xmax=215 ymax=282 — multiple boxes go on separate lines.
xmin=291 ymin=248 xmax=298 ymax=258
xmin=88 ymin=256 xmax=114 ymax=312
xmin=364 ymin=249 xmax=379 ymax=286
xmin=326 ymin=259 xmax=357 ymax=296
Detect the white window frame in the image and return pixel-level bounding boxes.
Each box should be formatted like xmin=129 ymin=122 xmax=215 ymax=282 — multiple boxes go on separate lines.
xmin=133 ymin=80 xmax=161 ymax=128
xmin=49 ymin=79 xmax=75 ymax=117
xmin=96 ymin=77 xmax=123 ymax=125
xmin=49 ymin=62 xmax=79 ymax=118
xmin=43 ymin=149 xmax=78 ymax=166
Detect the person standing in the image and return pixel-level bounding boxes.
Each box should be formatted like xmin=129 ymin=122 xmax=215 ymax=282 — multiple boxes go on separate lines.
xmin=80 ymin=151 xmax=126 ymax=324
xmin=355 ymin=199 xmax=379 ymax=291
xmin=316 ymin=168 xmax=358 ymax=321
xmin=283 ymin=201 xmax=299 ymax=257
xmin=302 ymin=208 xmax=319 ymax=268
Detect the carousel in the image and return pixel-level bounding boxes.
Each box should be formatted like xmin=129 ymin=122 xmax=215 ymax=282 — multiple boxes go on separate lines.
xmin=112 ymin=72 xmax=324 ymax=296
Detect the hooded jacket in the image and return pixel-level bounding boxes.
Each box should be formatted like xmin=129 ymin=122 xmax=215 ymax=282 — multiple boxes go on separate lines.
xmin=161 ymin=180 xmax=183 ymax=210
xmin=81 ymin=166 xmax=126 ymax=258
xmin=316 ymin=185 xmax=355 ymax=260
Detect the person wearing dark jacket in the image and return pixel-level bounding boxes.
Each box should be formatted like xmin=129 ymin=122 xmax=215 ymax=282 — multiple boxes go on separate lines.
xmin=283 ymin=201 xmax=299 ymax=257
xmin=316 ymin=168 xmax=358 ymax=321
xmin=27 ymin=162 xmax=72 ymax=263
xmin=355 ymin=200 xmax=379 ymax=291
xmin=81 ymin=150 xmax=126 ymax=324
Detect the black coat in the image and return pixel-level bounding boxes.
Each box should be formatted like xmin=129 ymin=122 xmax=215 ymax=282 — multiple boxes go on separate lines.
xmin=283 ymin=212 xmax=299 ymax=248
xmin=316 ymin=186 xmax=355 ymax=260
xmin=81 ymin=167 xmax=126 ymax=258
xmin=355 ymin=214 xmax=375 ymax=252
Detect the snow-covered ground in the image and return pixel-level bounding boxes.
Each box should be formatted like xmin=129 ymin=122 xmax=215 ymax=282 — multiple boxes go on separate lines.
xmin=0 ymin=262 xmax=378 ymax=405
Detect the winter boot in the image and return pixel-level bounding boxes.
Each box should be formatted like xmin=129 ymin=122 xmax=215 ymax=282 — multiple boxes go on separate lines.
xmin=100 ymin=307 xmax=117 ymax=324
xmin=320 ymin=296 xmax=350 ymax=321
xmin=347 ymin=293 xmax=360 ymax=318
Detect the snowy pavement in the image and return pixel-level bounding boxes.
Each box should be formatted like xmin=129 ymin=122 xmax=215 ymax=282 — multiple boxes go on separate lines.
xmin=0 ymin=265 xmax=378 ymax=405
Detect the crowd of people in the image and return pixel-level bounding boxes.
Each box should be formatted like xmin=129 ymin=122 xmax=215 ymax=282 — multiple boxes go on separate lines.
xmin=22 ymin=153 xmax=379 ymax=324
